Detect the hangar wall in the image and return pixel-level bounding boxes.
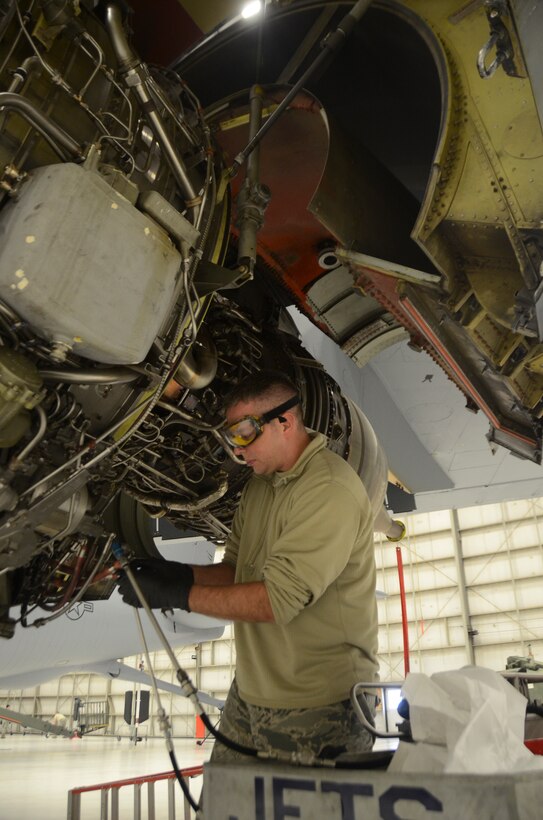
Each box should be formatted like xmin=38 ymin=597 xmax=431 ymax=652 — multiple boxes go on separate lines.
xmin=376 ymin=497 xmax=543 ymax=680
xmin=2 ymin=497 xmax=542 ymax=737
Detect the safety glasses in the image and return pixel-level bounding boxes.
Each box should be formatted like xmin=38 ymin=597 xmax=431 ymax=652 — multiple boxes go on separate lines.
xmin=222 ymin=395 xmax=301 ymax=448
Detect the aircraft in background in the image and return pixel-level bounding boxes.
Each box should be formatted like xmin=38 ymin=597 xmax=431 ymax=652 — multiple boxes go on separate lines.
xmin=0 ymin=536 xmax=226 ymax=710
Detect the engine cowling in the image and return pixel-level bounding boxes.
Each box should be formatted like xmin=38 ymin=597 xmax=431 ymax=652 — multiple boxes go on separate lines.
xmin=0 ymin=0 xmax=400 ymax=639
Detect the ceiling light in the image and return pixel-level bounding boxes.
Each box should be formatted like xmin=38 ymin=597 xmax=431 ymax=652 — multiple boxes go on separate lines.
xmin=241 ymin=1 xmax=262 ymax=19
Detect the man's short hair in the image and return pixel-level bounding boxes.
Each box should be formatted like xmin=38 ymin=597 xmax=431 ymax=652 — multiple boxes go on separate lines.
xmin=224 ymin=370 xmax=303 ymax=421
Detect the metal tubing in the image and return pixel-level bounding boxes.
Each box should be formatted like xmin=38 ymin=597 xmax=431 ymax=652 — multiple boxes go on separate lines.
xmin=127 ymin=479 xmax=228 ymax=512
xmin=10 ymin=405 xmax=47 ymax=468
xmin=20 ymin=391 xmax=159 ymax=500
xmin=237 ymin=84 xmax=268 ymax=269
xmin=173 ymin=328 xmax=218 ymax=391
xmin=39 ymin=367 xmax=140 ymax=384
xmin=103 ymin=4 xmax=137 ymax=69
xmin=7 ymin=56 xmax=41 ymax=93
xmin=134 ymin=783 xmax=141 ymax=820
xmin=0 ymin=92 xmax=83 ymax=159
xmin=66 ymin=790 xmax=81 ymax=820
xmin=103 ymin=3 xmax=199 ymax=218
xmin=247 ymin=84 xmax=263 ymax=187
xmin=100 ymin=788 xmax=108 ymax=820
xmin=396 ymin=546 xmax=410 ymax=676
xmin=147 ymin=781 xmax=155 ymax=820
xmin=167 ymin=778 xmax=175 ymax=820
xmin=156 ymin=400 xmax=225 ymax=432
xmin=111 ymin=788 xmax=119 ymax=820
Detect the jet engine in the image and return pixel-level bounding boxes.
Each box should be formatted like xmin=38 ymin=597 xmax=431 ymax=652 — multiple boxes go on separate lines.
xmin=0 ymin=0 xmax=399 ymax=639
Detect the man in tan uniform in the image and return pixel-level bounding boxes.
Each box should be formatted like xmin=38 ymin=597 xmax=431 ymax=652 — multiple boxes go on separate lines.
xmin=119 ymin=370 xmax=379 ymax=760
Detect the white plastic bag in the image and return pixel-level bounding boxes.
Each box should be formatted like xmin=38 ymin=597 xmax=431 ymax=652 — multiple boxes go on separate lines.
xmin=389 ymin=665 xmax=543 ymax=774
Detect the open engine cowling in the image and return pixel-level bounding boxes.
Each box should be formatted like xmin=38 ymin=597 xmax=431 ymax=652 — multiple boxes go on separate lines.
xmin=0 ymin=0 xmax=400 ymax=639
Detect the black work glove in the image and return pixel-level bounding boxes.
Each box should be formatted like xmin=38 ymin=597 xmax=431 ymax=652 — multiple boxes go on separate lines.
xmin=117 ymin=558 xmax=194 ymax=611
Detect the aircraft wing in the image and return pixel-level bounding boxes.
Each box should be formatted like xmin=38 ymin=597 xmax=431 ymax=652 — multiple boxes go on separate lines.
xmin=0 ymin=538 xmax=227 ymax=691
xmin=292 ymin=310 xmax=543 ymax=512
xmin=86 ymin=660 xmax=225 ymax=709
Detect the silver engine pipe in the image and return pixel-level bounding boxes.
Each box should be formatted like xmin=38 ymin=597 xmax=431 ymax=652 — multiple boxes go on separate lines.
xmin=0 ymin=93 xmax=82 ymax=160
xmin=103 ymin=2 xmax=200 ymax=222
xmin=172 ymin=326 xmax=218 ymax=391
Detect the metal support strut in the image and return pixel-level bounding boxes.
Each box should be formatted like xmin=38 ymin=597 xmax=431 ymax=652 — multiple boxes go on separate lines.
xmin=236 ymin=84 xmax=271 ymax=276
xmin=229 ymin=0 xmax=374 ymax=176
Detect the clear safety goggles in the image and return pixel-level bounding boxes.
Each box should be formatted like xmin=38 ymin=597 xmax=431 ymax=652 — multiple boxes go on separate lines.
xmin=221 ymin=395 xmax=301 ymax=448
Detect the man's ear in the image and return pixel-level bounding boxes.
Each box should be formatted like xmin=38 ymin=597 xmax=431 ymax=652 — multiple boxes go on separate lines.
xmin=278 ymin=412 xmax=294 ymax=432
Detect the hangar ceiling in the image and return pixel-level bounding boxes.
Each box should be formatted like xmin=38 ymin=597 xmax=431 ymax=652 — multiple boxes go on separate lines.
xmin=176 ymin=0 xmax=241 ymax=33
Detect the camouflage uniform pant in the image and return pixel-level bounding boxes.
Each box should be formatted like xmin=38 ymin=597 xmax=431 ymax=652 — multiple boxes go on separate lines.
xmin=210 ymin=678 xmax=375 ymax=763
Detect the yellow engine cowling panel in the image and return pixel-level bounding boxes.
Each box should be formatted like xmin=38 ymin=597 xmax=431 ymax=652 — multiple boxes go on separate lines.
xmin=406 ymin=0 xmax=543 ymax=416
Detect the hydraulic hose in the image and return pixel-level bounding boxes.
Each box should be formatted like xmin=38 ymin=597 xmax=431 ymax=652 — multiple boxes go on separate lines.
xmin=117 ymin=539 xmax=396 ymax=770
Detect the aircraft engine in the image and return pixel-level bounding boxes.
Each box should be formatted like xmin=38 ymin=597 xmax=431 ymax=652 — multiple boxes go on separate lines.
xmin=0 ymin=0 xmax=399 ymax=639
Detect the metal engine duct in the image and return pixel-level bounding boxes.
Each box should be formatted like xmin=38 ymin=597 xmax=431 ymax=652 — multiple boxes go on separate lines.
xmin=293 ymin=359 xmax=403 ymax=540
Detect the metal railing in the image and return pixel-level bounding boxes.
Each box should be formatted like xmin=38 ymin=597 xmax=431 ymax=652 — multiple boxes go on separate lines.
xmin=67 ymin=765 xmax=203 ymax=820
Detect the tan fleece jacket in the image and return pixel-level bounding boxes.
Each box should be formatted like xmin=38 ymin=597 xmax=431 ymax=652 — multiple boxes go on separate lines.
xmin=223 ymin=433 xmax=379 ymax=708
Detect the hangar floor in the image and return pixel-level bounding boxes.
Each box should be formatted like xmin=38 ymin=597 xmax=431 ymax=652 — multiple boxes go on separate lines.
xmin=0 ymin=734 xmax=209 ymax=820
xmin=0 ymin=733 xmax=397 ymax=819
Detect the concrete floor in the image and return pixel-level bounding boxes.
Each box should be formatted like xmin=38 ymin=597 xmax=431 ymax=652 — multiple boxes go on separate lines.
xmin=0 ymin=729 xmax=397 ymax=819
xmin=0 ymin=734 xmax=209 ymax=819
